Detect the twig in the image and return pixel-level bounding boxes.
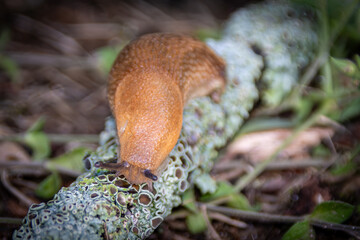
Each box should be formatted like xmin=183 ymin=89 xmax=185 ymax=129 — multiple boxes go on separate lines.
xmin=5 ymin=52 xmax=95 ymax=69
xmin=207 ymin=196 xmax=232 ymax=206
xmin=202 ymin=204 xmax=360 ymax=239
xmin=200 ymin=205 xmax=221 ymax=240
xmin=208 ymin=212 xmax=247 ymax=229
xmin=1 ymin=170 xmax=34 ymax=207
xmin=0 ymin=161 xmax=82 ymax=178
xmin=165 ymin=210 xmax=189 ymax=221
xmin=11 ymin=178 xmax=38 ymax=191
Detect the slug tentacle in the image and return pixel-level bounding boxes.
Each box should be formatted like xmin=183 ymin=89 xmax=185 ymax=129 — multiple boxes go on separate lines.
xmin=143 ymin=169 xmax=158 ymax=181
xmin=105 ymin=33 xmax=226 ymax=185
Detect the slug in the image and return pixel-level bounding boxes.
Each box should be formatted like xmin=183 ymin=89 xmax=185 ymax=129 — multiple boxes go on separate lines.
xmin=96 ymin=33 xmax=226 ymax=187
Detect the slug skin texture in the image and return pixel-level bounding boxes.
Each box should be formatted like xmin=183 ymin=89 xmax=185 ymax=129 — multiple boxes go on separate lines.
xmin=100 ymin=33 xmax=226 ymax=187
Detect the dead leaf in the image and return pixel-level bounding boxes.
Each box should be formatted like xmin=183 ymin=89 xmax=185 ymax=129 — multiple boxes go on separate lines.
xmin=225 ymin=127 xmax=334 ymax=163
xmin=0 ymin=142 xmax=31 ymax=163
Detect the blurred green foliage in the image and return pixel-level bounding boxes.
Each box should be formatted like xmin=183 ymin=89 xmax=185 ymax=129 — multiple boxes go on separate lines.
xmin=0 ymin=29 xmax=19 ymax=82
xmin=330 ymin=145 xmax=360 ymax=176
xmin=48 ymin=147 xmax=89 ymax=173
xmin=186 ymin=212 xmax=207 ymax=234
xmin=282 ymin=220 xmax=315 ymax=240
xmin=201 ymin=181 xmax=253 ymax=211
xmin=96 ymin=45 xmax=124 ymax=74
xmin=277 ymin=0 xmax=360 ymax=238
xmin=195 ymin=28 xmax=222 ymax=42
xmin=35 ymin=171 xmax=62 ymax=200
xmin=182 ymin=188 xmax=198 ymax=213
xmin=182 ymin=188 xmax=208 ymax=234
xmin=310 ymin=201 xmax=354 ymax=223
xmin=286 ymin=0 xmax=360 ymax=124
xmin=283 ymin=201 xmax=354 ymax=239
xmin=24 ymin=117 xmax=51 ymax=162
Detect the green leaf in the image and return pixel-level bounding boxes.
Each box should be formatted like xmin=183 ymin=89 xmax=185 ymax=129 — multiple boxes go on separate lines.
xmin=282 ymin=220 xmax=315 ymax=240
xmin=295 ymin=98 xmax=314 ymax=123
xmin=227 ymin=193 xmax=252 ymax=210
xmin=182 ymin=188 xmax=197 ymax=213
xmin=200 ymin=181 xmax=235 ymax=202
xmin=310 ymin=201 xmax=354 ymax=223
xmin=331 ymin=57 xmax=358 ymax=77
xmin=312 ymin=144 xmax=331 ymax=157
xmin=0 ymin=29 xmax=10 ymax=50
xmin=24 ymin=117 xmax=50 ymax=161
xmin=0 ymin=55 xmax=19 ymax=82
xmin=28 ymin=117 xmax=46 ymax=132
xmin=24 ymin=118 xmax=50 ymax=161
xmin=331 ymin=160 xmax=356 ymax=176
xmin=200 ymin=181 xmax=253 ymax=210
xmin=47 ymin=147 xmax=89 ymax=173
xmin=35 ymin=171 xmax=62 ymax=199
xmin=24 ymin=131 xmax=50 ymax=160
xmin=332 ymin=145 xmax=360 ymax=176
xmin=186 ymin=212 xmax=207 ymax=234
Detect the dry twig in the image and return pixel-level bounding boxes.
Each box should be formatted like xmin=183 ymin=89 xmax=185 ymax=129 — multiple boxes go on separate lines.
xmin=1 ymin=170 xmax=35 ymax=207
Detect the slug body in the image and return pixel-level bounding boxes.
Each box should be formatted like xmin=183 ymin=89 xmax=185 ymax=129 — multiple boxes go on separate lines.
xmin=99 ymin=33 xmax=225 ymax=186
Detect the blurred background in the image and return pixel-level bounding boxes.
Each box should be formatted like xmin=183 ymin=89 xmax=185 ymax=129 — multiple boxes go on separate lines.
xmin=1 ymin=0 xmax=360 ymax=239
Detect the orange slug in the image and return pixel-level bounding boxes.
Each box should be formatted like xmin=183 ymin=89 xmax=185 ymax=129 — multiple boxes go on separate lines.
xmin=96 ymin=33 xmax=226 ymax=187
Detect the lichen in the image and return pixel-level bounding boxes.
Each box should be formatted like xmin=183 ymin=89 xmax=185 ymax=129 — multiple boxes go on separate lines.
xmin=13 ymin=1 xmax=317 ymax=239
xmin=222 ymin=0 xmax=318 ymax=105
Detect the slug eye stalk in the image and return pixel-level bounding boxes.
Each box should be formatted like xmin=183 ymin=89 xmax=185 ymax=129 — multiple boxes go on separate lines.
xmin=144 ymin=169 xmax=158 ymax=181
